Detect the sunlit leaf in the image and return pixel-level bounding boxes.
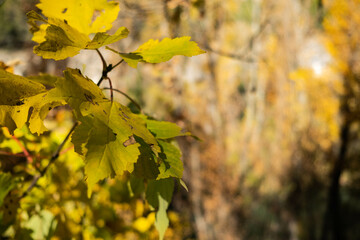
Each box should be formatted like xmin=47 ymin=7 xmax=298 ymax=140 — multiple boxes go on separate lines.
xmin=0 ymin=70 xmax=67 ymax=134
xmin=146 ymin=119 xmax=190 ymax=139
xmin=27 ymin=0 xmax=128 ymax=60
xmin=76 ymin=116 xmax=140 ymax=197
xmin=33 ymin=19 xmax=90 ymax=60
xmin=108 ymin=36 xmax=206 ymax=68
xmin=36 ymin=0 xmax=120 ymax=35
xmin=86 ymin=27 xmax=129 ymax=49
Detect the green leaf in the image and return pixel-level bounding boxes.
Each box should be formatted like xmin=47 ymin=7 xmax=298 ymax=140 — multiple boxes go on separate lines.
xmin=146 ymin=119 xmax=190 ymax=139
xmin=81 ymin=101 xmax=160 ymax=153
xmin=28 ymin=73 xmax=64 ymax=88
xmin=108 ymin=36 xmax=206 ymax=68
xmin=73 ymin=98 xmax=161 ymax=196
xmin=133 ymin=137 xmax=160 ymax=180
xmin=0 ymin=69 xmax=46 ymax=105
xmin=71 ymin=120 xmax=90 ymax=156
xmin=86 ymin=27 xmax=129 ymax=49
xmin=57 ymin=68 xmax=106 ymax=117
xmin=24 ymin=209 xmax=57 ymax=240
xmin=128 ymin=176 xmax=145 ymax=197
xmin=0 ymin=172 xmax=17 ymax=207
xmin=157 ymin=141 xmax=183 ymax=179
xmin=77 ymin=116 xmax=141 ymax=197
xmin=179 ymin=179 xmax=189 ymax=192
xmin=146 ymin=178 xmax=174 ymax=240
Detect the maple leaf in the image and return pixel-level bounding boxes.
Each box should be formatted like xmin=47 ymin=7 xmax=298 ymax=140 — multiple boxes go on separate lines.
xmin=73 ymin=101 xmax=163 ymax=197
xmin=145 ymin=119 xmax=191 ymax=139
xmin=0 ymin=70 xmax=66 ymax=134
xmin=73 ymin=116 xmax=140 ymax=197
xmin=36 ymin=0 xmax=120 ymax=35
xmin=107 ymin=36 xmax=206 ymax=68
xmin=27 ymin=0 xmax=128 ymax=60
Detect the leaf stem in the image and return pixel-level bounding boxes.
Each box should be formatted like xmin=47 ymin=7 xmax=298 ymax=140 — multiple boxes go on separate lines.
xmin=19 ymin=122 xmax=79 ymax=199
xmin=96 ymin=49 xmax=108 ymax=86
xmin=96 ymin=49 xmax=107 ymax=73
xmin=104 ymin=77 xmax=114 ymax=102
xmin=110 ymin=59 xmax=124 ymax=70
xmin=96 ymin=48 xmax=124 ymax=86
xmin=102 ymin=87 xmax=142 ymax=112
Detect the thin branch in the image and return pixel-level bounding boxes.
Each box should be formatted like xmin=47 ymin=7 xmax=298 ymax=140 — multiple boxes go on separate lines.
xmin=96 ymin=49 xmax=107 ymax=73
xmin=104 ymin=77 xmax=114 ymax=102
xmin=19 ymin=122 xmax=79 ymax=199
xmin=96 ymin=49 xmax=108 ymax=86
xmin=5 ymin=129 xmax=33 ymax=164
xmin=102 ymin=87 xmax=142 ymax=112
xmin=204 ymin=20 xmax=269 ymax=62
xmin=0 ymin=151 xmax=27 ymax=157
xmin=204 ymin=48 xmax=256 ymax=62
xmin=110 ymin=59 xmax=124 ymax=70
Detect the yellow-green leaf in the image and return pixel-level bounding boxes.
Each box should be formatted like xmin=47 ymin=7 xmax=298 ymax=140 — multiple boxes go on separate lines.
xmin=57 ymin=68 xmax=106 ymax=118
xmin=74 ymin=116 xmax=140 ymax=197
xmin=81 ymin=101 xmax=160 ymax=153
xmin=146 ymin=119 xmax=190 ymax=139
xmin=109 ymin=36 xmax=206 ymax=68
xmin=0 ymin=70 xmax=67 ymax=134
xmin=157 ymin=141 xmax=183 ymax=179
xmin=33 ymin=18 xmax=90 ymax=60
xmin=86 ymin=27 xmax=129 ymax=49
xmin=146 ymin=178 xmax=174 ymax=240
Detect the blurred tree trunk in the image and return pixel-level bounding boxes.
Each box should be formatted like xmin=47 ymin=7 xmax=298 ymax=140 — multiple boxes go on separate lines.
xmin=321 ymin=123 xmax=350 ymax=240
xmin=321 ymin=71 xmax=355 ymax=240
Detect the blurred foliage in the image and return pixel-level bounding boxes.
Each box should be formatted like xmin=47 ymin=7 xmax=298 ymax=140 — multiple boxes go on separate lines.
xmin=0 ymin=0 xmax=34 ymax=48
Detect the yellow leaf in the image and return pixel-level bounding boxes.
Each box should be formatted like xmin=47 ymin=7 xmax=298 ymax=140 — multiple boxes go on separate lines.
xmin=36 ymin=0 xmax=120 ymax=35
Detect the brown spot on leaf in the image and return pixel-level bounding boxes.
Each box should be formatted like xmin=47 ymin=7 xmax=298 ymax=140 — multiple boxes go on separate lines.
xmin=123 ymin=113 xmax=130 ymax=119
xmin=123 ymin=135 xmax=136 ymax=147
xmin=15 ymin=100 xmax=24 ymax=106
xmin=84 ymin=93 xmax=94 ymax=104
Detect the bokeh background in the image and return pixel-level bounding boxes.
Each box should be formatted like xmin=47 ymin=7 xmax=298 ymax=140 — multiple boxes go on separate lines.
xmin=1 ymin=0 xmax=360 ymax=239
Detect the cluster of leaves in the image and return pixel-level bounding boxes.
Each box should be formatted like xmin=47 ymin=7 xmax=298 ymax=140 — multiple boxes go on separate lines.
xmin=0 ymin=0 xmax=204 ymax=239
